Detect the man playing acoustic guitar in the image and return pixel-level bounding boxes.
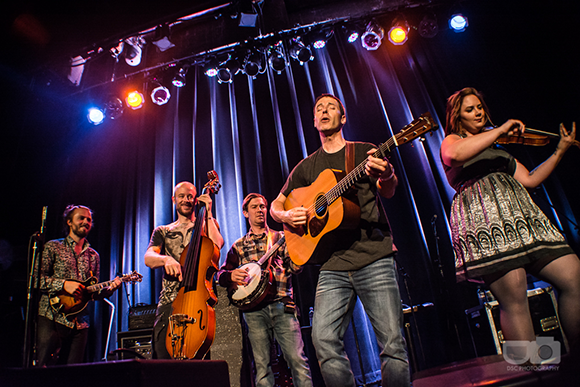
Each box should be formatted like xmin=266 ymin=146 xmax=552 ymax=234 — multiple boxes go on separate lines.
xmin=270 ymin=94 xmax=410 ymax=387
xmin=218 ymin=193 xmax=312 ymax=387
xmin=36 ymin=205 xmax=121 ymax=366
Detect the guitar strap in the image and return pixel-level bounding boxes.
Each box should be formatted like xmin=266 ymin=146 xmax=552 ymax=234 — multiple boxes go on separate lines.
xmin=345 ymin=141 xmax=355 ymax=174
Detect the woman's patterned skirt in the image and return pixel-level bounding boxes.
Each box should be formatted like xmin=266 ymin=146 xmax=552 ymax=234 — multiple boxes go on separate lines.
xmin=450 ymin=172 xmax=573 ymax=282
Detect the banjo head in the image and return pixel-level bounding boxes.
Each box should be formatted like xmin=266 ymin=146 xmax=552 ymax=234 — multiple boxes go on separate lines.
xmin=230 ymin=262 xmax=262 ymax=301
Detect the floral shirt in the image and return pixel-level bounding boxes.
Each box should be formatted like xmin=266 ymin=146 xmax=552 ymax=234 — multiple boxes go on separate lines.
xmin=37 ymin=236 xmax=100 ymax=329
xmin=218 ymin=229 xmax=301 ymax=307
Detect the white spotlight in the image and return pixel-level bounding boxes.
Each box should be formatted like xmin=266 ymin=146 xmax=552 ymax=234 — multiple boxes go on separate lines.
xmin=124 ymin=37 xmax=143 ymax=66
xmin=151 ymin=86 xmax=171 ymax=105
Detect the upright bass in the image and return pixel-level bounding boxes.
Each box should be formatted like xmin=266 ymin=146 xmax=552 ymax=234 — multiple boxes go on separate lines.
xmin=166 ymin=171 xmax=221 ymax=359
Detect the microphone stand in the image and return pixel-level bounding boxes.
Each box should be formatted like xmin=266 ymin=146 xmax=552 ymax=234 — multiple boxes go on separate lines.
xmin=103 ymin=298 xmax=116 ymax=361
xmin=22 ymin=206 xmax=47 ymax=368
xmin=431 ymin=215 xmax=444 ymax=280
xmin=430 ymin=214 xmax=465 ymax=360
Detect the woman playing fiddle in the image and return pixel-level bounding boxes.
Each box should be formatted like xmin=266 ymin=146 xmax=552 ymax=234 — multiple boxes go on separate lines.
xmin=440 ymin=87 xmax=580 ymax=358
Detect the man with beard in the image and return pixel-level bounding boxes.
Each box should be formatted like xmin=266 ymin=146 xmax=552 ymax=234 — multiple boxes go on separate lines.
xmin=145 ymin=181 xmax=224 ymax=358
xmin=218 ymin=193 xmax=312 ymax=387
xmin=36 ymin=205 xmax=121 ymax=366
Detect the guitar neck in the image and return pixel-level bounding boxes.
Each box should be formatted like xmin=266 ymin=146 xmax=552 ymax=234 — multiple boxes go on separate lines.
xmin=86 ymin=280 xmax=115 ymax=294
xmin=85 ymin=274 xmax=139 ymax=293
xmin=325 ymin=139 xmax=395 ymax=205
xmin=325 ymin=113 xmax=434 ymax=205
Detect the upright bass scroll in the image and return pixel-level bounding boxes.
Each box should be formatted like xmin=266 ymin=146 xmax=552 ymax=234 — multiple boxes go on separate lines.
xmin=166 ymin=171 xmax=221 ymax=359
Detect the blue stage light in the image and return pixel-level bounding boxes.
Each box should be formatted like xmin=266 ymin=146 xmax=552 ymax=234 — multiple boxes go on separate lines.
xmin=87 ymin=107 xmax=105 ymax=125
xmin=449 ymin=14 xmax=468 ymax=32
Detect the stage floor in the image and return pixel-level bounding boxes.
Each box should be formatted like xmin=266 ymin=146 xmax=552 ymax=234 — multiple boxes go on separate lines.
xmin=1 ymin=359 xmax=230 ymax=387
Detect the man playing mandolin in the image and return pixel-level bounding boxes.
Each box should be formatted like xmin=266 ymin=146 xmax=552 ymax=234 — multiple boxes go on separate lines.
xmin=145 ymin=181 xmax=224 ymax=359
xmin=270 ymin=94 xmax=410 ymax=386
xmin=218 ymin=193 xmax=312 ymax=387
xmin=36 ymin=205 xmax=122 ymax=366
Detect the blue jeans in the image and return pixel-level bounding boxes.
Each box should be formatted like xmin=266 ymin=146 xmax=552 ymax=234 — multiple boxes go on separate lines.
xmin=243 ymin=301 xmax=312 ymax=387
xmin=312 ymin=257 xmax=410 ymax=387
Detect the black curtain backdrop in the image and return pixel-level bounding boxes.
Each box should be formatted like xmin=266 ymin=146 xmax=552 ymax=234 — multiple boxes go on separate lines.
xmin=1 ymin=0 xmax=579 ymax=375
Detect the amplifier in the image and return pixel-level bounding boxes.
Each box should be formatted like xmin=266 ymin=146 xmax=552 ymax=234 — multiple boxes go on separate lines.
xmin=465 ymin=286 xmax=568 ymax=357
xmin=129 ymin=303 xmax=157 ymax=330
xmin=117 ymin=328 xmax=153 ymax=359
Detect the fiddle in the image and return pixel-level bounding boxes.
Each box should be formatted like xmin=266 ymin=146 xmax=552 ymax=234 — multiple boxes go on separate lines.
xmin=495 ymin=131 xmax=549 ymax=146
xmin=492 ymin=126 xmax=580 ymax=149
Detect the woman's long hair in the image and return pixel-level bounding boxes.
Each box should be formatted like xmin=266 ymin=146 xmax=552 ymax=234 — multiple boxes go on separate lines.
xmin=445 ymin=87 xmax=491 ymax=136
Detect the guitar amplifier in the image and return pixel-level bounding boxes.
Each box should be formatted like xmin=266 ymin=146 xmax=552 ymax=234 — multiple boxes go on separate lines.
xmin=117 ymin=328 xmax=153 ymax=359
xmin=465 ymin=286 xmax=568 ymax=357
xmin=129 ymin=303 xmax=157 ymax=330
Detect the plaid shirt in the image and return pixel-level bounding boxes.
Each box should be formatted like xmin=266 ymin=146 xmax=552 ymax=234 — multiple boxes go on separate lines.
xmin=218 ymin=229 xmax=301 ymax=305
xmin=36 ymin=236 xmax=100 ymax=329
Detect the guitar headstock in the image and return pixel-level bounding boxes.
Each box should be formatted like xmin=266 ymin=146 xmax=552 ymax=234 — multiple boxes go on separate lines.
xmin=121 ymin=271 xmax=143 ymax=284
xmin=394 ymin=112 xmax=438 ymax=147
xmin=203 ymin=170 xmax=221 ymax=195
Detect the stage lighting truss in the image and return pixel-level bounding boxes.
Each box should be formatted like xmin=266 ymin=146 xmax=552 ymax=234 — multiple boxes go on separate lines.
xmin=204 ymin=59 xmax=219 ymax=78
xmin=123 ymin=36 xmax=144 ymax=66
xmin=105 ymin=97 xmax=124 ymax=120
xmin=173 ymin=66 xmax=189 ymax=87
xmin=267 ymin=42 xmax=287 ymax=74
xmin=126 ymin=90 xmax=144 ymax=110
xmin=344 ymin=24 xmax=363 ymax=44
xmin=361 ymin=21 xmax=385 ymax=50
xmin=388 ymin=18 xmax=409 ymax=46
xmin=151 ymin=24 xmax=175 ymax=52
xmin=418 ymin=13 xmax=439 ymax=38
xmin=86 ymin=96 xmax=124 ymax=125
xmin=288 ymin=38 xmax=313 ymax=65
xmin=87 ymin=107 xmax=105 ymax=125
xmin=151 ymin=85 xmax=171 ymax=105
xmin=242 ymin=49 xmax=264 ymax=78
xmin=217 ymin=55 xmax=241 ymax=84
xmin=449 ymin=13 xmax=468 ymax=32
xmin=307 ymin=29 xmax=334 ymax=50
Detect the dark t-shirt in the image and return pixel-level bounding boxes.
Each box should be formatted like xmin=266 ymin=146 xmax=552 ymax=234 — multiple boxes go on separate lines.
xmin=281 ymin=141 xmax=395 ymax=271
xmin=443 ymin=138 xmax=516 ymax=192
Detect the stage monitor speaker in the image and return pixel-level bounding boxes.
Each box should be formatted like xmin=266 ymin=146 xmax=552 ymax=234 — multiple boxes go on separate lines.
xmin=117 ymin=328 xmax=153 ymax=359
xmin=465 ymin=286 xmax=568 ymax=357
xmin=129 ymin=303 xmax=157 ymax=330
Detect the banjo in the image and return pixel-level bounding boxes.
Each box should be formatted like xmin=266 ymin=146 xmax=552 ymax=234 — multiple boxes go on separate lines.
xmin=228 ymin=235 xmax=285 ymax=311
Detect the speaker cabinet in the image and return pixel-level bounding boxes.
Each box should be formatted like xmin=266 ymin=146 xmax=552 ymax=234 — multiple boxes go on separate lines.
xmin=117 ymin=328 xmax=153 ymax=359
xmin=465 ymin=286 xmax=568 ymax=357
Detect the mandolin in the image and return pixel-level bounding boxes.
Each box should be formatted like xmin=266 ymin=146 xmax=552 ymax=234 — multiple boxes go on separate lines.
xmin=50 ymin=271 xmax=143 ymax=319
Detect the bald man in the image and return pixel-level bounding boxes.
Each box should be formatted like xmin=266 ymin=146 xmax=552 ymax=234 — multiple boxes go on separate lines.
xmin=145 ymin=181 xmax=224 ymax=359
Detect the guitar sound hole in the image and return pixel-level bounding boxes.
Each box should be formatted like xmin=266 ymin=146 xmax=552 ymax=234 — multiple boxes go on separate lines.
xmin=314 ymin=195 xmax=328 ymax=217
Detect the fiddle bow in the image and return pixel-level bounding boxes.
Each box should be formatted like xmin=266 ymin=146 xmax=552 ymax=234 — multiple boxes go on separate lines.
xmin=166 ymin=171 xmax=221 ymax=359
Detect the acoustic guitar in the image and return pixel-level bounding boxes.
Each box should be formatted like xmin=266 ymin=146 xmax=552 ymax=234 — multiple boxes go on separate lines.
xmin=50 ymin=271 xmax=143 ymax=318
xmin=227 ymin=235 xmax=285 ymax=311
xmin=283 ymin=112 xmax=437 ymax=265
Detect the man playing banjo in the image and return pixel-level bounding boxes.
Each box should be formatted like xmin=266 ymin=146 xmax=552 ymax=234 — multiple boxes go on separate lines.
xmin=217 ymin=193 xmax=312 ymax=387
